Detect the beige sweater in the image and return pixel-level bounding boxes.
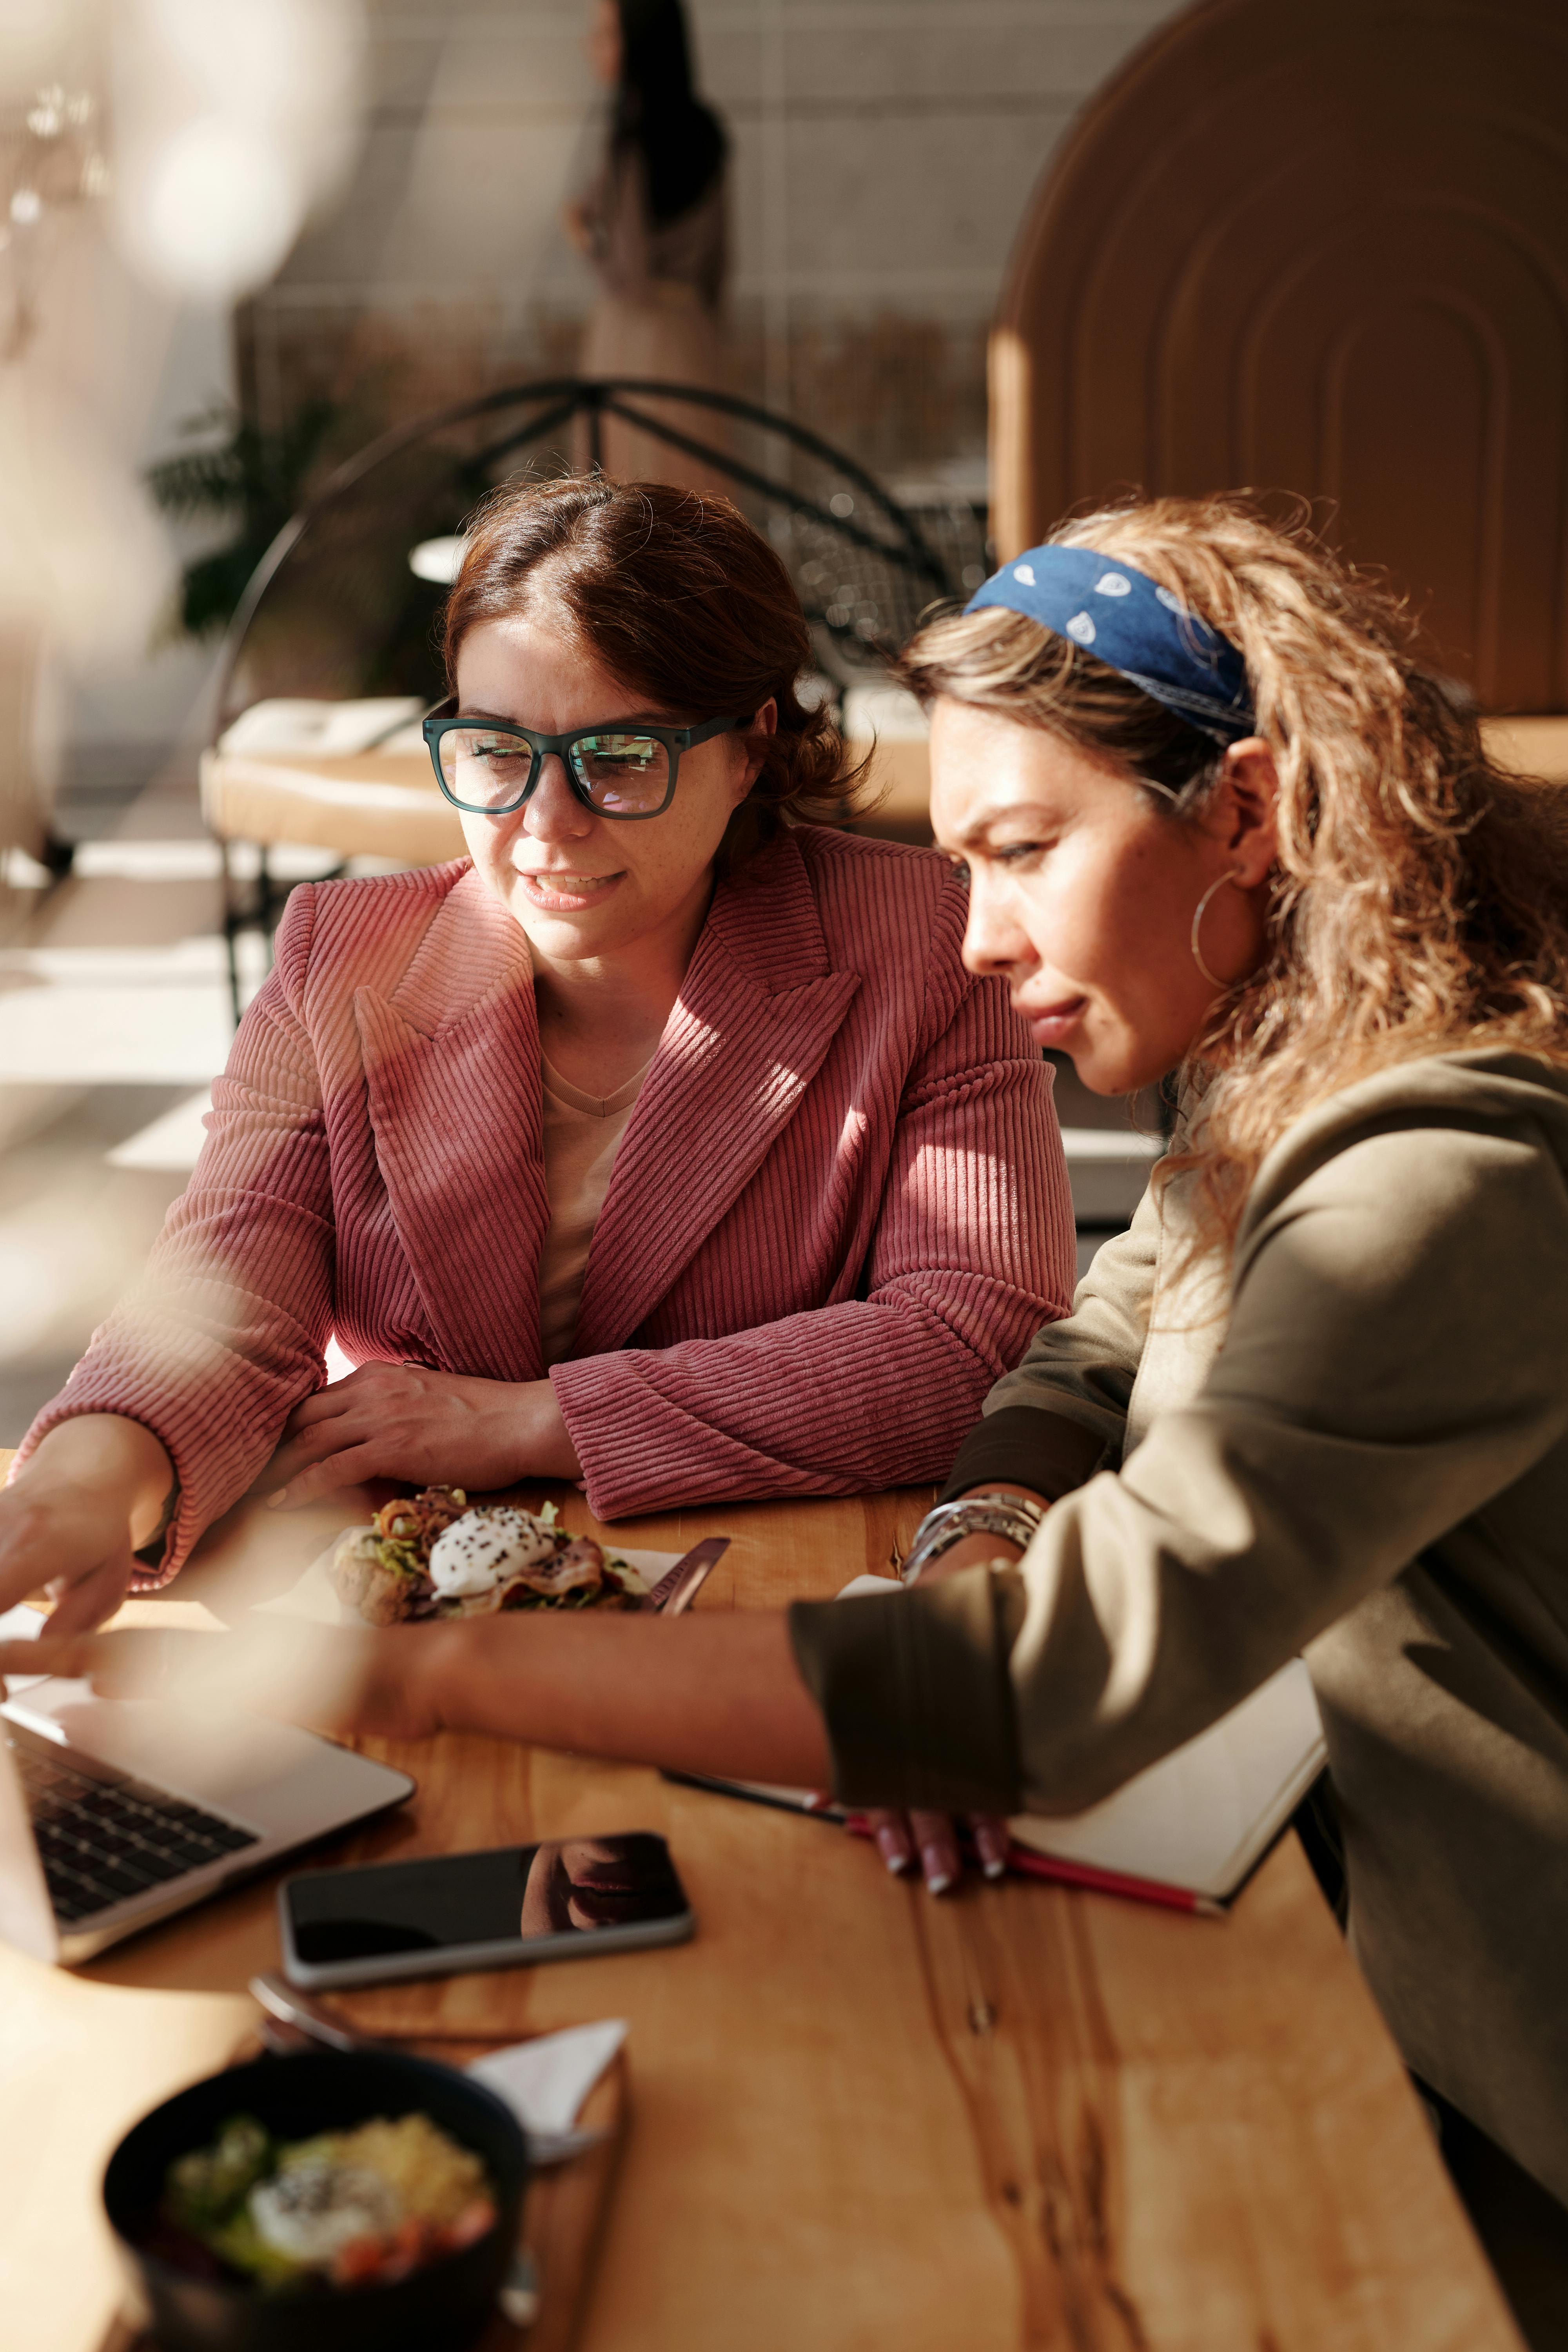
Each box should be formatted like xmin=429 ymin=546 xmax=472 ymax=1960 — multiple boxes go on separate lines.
xmin=791 ymin=1051 xmax=1568 ymax=2203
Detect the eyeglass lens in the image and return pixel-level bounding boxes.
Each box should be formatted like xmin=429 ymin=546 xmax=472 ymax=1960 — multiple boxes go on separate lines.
xmin=437 ymin=726 xmax=672 ymax=815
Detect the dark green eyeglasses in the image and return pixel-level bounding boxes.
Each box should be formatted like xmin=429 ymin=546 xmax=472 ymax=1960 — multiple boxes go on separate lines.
xmin=423 ymin=699 xmax=748 ymax=821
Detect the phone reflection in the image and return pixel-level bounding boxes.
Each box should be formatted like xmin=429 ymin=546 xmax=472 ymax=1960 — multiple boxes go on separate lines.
xmin=284 ymin=1830 xmax=690 ymax=1969
xmin=519 ymin=1835 xmax=687 ymax=1936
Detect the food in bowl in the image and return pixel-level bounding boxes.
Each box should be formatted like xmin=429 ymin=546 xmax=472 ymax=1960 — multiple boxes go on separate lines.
xmin=328 ymin=1486 xmax=647 ymax=1626
xmin=162 ymin=2109 xmax=495 ymax=2290
xmin=105 ymin=2049 xmax=528 ymax=2352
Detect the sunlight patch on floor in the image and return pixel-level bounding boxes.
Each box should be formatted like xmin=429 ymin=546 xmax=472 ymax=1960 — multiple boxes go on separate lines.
xmin=0 ymin=979 xmax=235 ymax=1086
xmin=0 ymin=1206 xmax=144 ymax=1367
xmin=0 ymin=938 xmax=267 ymax=1085
xmin=1058 ymin=1128 xmax=1164 ymax=1161
xmin=106 ymin=1090 xmax=214 ymax=1171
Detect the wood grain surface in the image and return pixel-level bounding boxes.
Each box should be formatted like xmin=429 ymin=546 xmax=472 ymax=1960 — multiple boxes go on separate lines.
xmin=0 ymin=1460 xmax=1523 ymax=2351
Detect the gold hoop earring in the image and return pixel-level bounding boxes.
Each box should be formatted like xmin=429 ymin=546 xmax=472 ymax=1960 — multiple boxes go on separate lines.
xmin=1191 ymin=873 xmax=1238 ymax=989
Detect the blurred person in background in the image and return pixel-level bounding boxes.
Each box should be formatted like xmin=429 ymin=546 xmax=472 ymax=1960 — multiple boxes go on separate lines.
xmin=565 ymin=0 xmax=729 ymax=489
xmin=0 ymin=479 xmax=1071 ymax=1630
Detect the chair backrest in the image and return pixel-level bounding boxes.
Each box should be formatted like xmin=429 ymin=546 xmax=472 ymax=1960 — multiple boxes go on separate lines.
xmin=990 ymin=0 xmax=1568 ymax=714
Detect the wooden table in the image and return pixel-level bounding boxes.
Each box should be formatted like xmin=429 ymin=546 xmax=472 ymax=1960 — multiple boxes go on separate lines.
xmin=0 ymin=1465 xmax=1522 ymax=2352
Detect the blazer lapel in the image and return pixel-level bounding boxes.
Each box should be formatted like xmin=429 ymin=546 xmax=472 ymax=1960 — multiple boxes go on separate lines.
xmin=572 ymin=838 xmax=860 ymax=1356
xmin=354 ymin=871 xmax=550 ymax=1381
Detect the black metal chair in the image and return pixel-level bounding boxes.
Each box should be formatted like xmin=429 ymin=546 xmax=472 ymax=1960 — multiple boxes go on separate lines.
xmin=211 ymin=376 xmax=989 ymax=729
xmin=203 ymin=378 xmax=987 ymax=1017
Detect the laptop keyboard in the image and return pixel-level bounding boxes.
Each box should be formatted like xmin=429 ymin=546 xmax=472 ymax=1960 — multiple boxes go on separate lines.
xmin=15 ymin=1742 xmax=260 ymax=1925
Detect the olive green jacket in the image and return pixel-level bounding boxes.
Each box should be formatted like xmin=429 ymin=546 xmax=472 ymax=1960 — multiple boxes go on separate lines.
xmin=791 ymin=1052 xmax=1568 ymax=2203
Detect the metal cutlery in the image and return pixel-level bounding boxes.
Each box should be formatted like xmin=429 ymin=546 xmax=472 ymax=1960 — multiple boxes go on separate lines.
xmin=247 ymin=1971 xmax=606 ymax=2165
xmin=640 ymin=1535 xmax=729 ymax=1615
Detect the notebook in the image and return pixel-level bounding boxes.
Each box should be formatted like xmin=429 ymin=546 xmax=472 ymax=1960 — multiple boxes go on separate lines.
xmin=1004 ymin=1658 xmax=1325 ymax=1902
xmin=666 ymin=1654 xmax=1325 ymax=1911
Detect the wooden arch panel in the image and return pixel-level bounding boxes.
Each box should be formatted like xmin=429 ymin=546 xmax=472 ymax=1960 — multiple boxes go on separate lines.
xmin=991 ymin=0 xmax=1568 ymax=711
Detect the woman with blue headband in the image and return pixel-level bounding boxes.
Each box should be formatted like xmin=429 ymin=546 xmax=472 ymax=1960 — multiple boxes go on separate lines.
xmin=18 ymin=496 xmax=1568 ymax=2331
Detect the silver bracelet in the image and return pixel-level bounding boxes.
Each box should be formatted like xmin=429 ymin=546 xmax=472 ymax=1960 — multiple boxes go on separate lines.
xmin=899 ymin=1492 xmax=1044 ymax=1586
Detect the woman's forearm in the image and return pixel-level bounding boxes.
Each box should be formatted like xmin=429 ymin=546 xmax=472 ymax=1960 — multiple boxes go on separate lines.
xmin=15 ymin=1414 xmax=174 ymax=1546
xmin=419 ymin=1609 xmax=831 ymax=1786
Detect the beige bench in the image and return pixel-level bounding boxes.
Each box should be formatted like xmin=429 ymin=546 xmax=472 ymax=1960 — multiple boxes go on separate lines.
xmin=200 ymin=707 xmax=1568 ymax=906
xmin=200 ymin=685 xmax=941 ymax=877
xmin=201 ymin=742 xmax=466 ymax=867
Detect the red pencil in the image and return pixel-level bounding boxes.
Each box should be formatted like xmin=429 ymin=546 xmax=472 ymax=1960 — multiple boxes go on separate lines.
xmin=844 ymin=1814 xmax=1225 ymax=1919
xmin=1002 ymin=1842 xmax=1226 ymax=1918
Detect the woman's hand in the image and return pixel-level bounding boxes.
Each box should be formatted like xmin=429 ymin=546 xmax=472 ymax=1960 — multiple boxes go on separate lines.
xmin=863 ymin=1509 xmax=1042 ymax=1894
xmin=263 ymin=1365 xmax=582 ymax=1508
xmin=0 ymin=1416 xmax=174 ymax=1635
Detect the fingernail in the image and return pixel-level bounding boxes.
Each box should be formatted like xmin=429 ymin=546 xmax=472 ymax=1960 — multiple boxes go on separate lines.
xmin=921 ymin=1846 xmax=955 ymax=1895
xmin=876 ymin=1826 xmax=914 ymax=1876
xmin=975 ymin=1825 xmax=1010 ymax=1880
xmin=265 ymin=1490 xmax=287 ymax=1509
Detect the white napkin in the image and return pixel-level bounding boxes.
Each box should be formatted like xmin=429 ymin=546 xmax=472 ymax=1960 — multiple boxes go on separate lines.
xmin=468 ymin=2019 xmax=626 ymax=2162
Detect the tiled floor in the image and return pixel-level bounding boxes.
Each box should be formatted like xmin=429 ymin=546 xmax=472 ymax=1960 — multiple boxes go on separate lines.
xmin=0 ymin=790 xmax=1157 ymax=1446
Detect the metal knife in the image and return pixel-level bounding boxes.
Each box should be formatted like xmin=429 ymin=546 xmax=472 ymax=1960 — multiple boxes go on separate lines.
xmin=640 ymin=1536 xmax=729 ymax=1615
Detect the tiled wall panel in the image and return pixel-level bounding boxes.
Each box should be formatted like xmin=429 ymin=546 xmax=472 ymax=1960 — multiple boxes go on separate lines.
xmin=248 ymin=0 xmax=1188 ymax=476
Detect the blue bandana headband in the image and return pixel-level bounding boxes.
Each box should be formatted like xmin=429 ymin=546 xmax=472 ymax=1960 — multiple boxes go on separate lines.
xmin=965 ymin=544 xmax=1256 ymax=747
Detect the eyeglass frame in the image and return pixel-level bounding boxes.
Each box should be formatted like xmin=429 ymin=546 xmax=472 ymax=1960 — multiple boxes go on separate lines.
xmin=421 ymin=697 xmax=751 ymax=820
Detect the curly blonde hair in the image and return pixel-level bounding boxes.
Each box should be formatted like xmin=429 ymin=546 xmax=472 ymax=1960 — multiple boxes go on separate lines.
xmin=898 ymin=493 xmax=1568 ymax=1258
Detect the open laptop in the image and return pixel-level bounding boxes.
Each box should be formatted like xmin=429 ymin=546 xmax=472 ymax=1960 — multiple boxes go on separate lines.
xmin=0 ymin=1630 xmax=414 ymax=1965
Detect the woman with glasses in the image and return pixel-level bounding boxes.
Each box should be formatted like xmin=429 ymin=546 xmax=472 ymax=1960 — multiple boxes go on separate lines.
xmin=0 ymin=477 xmax=1070 ymax=1623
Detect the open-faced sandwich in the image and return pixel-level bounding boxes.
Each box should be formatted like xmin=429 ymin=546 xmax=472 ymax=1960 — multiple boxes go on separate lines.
xmin=327 ymin=1486 xmax=646 ymax=1627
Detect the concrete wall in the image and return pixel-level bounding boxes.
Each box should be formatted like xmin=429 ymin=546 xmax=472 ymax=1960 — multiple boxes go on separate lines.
xmin=247 ymin=0 xmax=1190 ymax=482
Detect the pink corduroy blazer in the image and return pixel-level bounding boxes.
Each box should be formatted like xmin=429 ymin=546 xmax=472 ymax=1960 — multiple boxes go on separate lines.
xmin=24 ymin=827 xmax=1075 ymax=1573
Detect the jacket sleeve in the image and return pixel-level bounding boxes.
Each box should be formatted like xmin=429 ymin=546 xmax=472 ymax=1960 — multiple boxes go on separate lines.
xmin=789 ymin=1115 xmax=1568 ymax=1813
xmin=550 ymin=963 xmax=1077 ymax=1521
xmin=10 ymin=887 xmax=335 ymax=1581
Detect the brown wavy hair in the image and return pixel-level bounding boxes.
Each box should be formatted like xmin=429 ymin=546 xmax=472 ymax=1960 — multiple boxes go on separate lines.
xmin=898 ymin=493 xmax=1568 ymax=1259
xmin=442 ymin=477 xmax=869 ymax=864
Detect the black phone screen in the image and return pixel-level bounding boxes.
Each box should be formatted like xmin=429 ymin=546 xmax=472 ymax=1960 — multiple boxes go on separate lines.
xmin=284 ymin=1833 xmax=689 ymax=1965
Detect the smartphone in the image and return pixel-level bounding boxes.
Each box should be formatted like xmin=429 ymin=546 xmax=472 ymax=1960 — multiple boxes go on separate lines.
xmin=278 ymin=1831 xmax=694 ymax=1989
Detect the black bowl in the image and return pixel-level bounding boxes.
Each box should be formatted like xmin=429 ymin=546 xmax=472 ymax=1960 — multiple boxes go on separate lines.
xmin=103 ymin=2049 xmax=528 ymax=2352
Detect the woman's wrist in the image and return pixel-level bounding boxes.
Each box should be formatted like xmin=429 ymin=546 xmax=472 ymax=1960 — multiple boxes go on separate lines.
xmin=407 ymin=1622 xmax=463 ymax=1736
xmin=18 ymin=1415 xmax=175 ymax=1547
xmin=526 ymin=1378 xmax=583 ymax=1481
xmin=901 ymin=1487 xmax=1048 ymax=1586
